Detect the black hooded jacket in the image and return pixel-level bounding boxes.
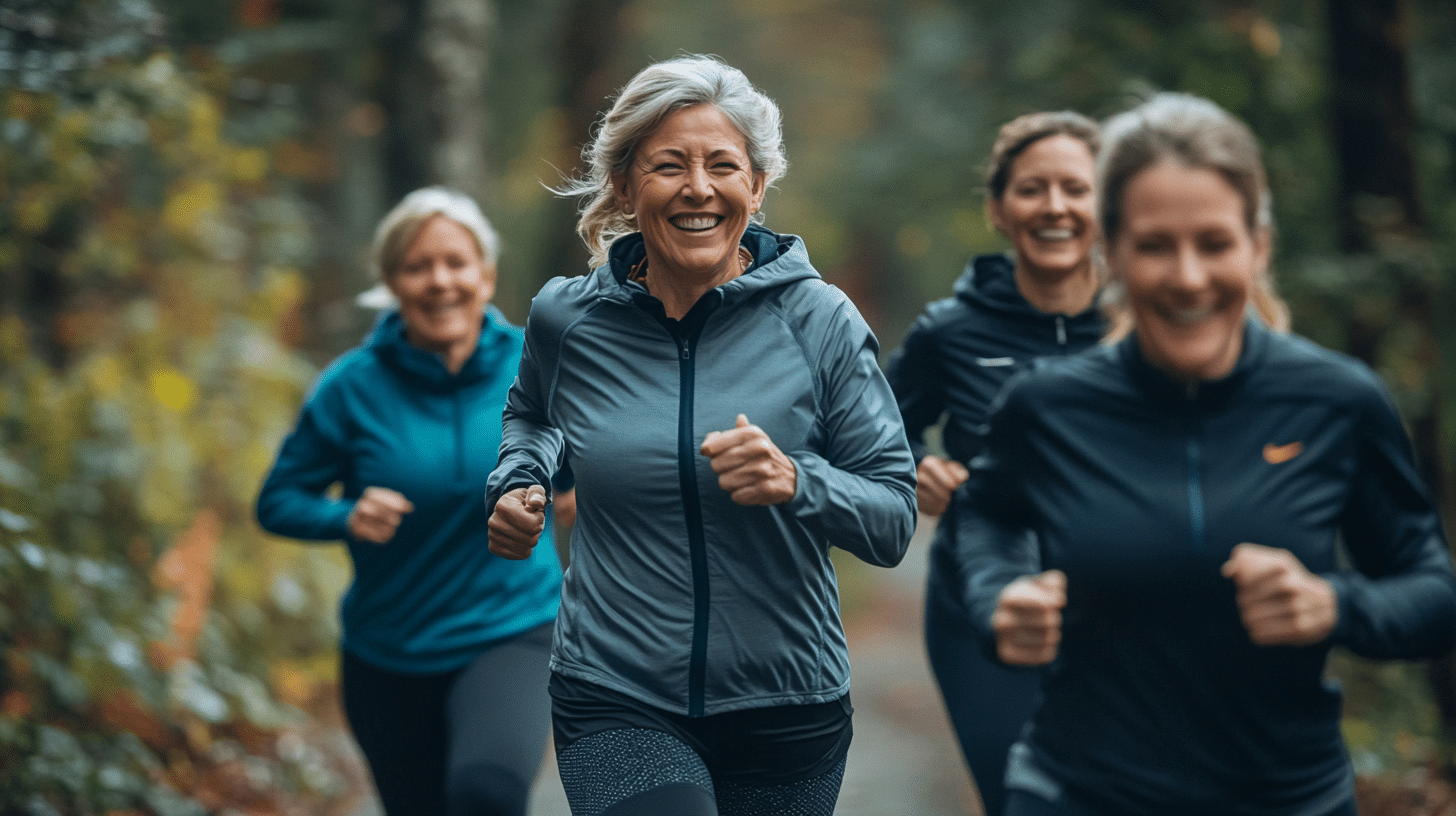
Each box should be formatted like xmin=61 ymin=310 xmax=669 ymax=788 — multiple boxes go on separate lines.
xmin=957 ymin=322 xmax=1456 ymax=816
xmin=885 ymin=253 xmax=1104 ymax=466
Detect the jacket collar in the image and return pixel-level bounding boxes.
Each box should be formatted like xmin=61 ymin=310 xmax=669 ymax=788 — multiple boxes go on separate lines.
xmin=956 ymin=253 xmax=1102 ymax=325
xmin=1119 ymin=318 xmax=1269 ymax=405
xmin=368 ymin=306 xmax=516 ymax=390
xmin=600 ymin=224 xmax=819 ymax=312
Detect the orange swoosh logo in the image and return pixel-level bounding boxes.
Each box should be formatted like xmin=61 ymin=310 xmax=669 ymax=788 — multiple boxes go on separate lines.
xmin=1263 ymin=441 xmax=1303 ymax=465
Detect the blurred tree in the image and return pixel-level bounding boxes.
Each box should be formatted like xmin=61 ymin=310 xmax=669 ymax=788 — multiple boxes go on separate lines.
xmin=1327 ymin=0 xmax=1456 ymax=761
xmin=374 ymin=0 xmax=496 ymax=204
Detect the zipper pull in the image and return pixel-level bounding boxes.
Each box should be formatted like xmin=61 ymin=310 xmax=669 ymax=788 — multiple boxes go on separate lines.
xmin=1056 ymin=315 xmax=1067 ymax=346
xmin=680 ymin=338 xmax=690 ymax=360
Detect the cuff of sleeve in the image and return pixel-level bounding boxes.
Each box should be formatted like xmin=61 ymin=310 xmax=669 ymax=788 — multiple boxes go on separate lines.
xmin=1321 ymin=571 xmax=1353 ymax=645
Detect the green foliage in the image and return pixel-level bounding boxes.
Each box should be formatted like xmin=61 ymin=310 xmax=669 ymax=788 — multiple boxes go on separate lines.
xmin=1 ymin=1 xmax=354 ymax=812
xmin=4 ymin=0 xmax=1455 ymax=810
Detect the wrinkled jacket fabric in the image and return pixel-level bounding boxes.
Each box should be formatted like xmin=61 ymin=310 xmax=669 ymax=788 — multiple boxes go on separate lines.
xmin=958 ymin=322 xmax=1456 ymax=816
xmin=886 ymin=253 xmax=1103 ymax=623
xmin=487 ymin=226 xmax=917 ymax=717
xmin=257 ymin=307 xmax=562 ymax=674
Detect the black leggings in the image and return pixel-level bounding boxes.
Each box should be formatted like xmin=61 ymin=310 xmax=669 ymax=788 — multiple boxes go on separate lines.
xmin=556 ymin=727 xmax=847 ymax=816
xmin=340 ymin=622 xmax=553 ymax=816
xmin=1005 ymin=788 xmax=1361 ymax=816
xmin=925 ymin=551 xmax=1043 ymax=816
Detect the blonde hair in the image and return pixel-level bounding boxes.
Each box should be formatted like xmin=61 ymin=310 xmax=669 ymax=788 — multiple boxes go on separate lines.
xmin=556 ymin=54 xmax=787 ymax=268
xmin=1096 ymin=93 xmax=1289 ymax=340
xmin=357 ymin=186 xmax=500 ymax=309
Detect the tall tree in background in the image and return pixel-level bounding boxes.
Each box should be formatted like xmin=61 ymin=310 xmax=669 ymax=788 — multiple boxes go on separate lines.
xmin=375 ymin=0 xmax=495 ymax=203
xmin=1326 ymin=0 xmax=1455 ymax=751
xmin=536 ymin=0 xmax=633 ymax=280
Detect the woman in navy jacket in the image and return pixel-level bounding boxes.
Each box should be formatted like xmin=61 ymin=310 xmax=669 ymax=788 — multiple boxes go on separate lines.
xmin=486 ymin=56 xmax=916 ymax=816
xmin=960 ymin=93 xmax=1456 ymax=816
xmin=885 ymin=110 xmax=1102 ymax=816
xmin=256 ymin=188 xmax=563 ymax=816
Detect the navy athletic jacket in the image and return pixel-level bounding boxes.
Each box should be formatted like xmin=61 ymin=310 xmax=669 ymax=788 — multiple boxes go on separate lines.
xmin=957 ymin=321 xmax=1456 ymax=815
xmin=886 ymin=253 xmax=1103 ymax=624
xmin=886 ymin=253 xmax=1104 ymax=467
xmin=487 ymin=225 xmax=917 ymax=717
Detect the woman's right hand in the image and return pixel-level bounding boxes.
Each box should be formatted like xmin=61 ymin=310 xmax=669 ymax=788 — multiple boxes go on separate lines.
xmin=348 ymin=486 xmax=415 ymax=545
xmin=916 ymin=455 xmax=969 ymax=516
xmin=992 ymin=569 xmax=1067 ymax=666
xmin=488 ymin=485 xmax=548 ymax=560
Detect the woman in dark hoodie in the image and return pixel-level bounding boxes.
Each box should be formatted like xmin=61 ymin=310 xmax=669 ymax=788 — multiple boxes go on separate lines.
xmin=885 ymin=111 xmax=1102 ymax=816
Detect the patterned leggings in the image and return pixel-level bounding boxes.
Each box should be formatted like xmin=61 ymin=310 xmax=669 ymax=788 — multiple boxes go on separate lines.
xmin=556 ymin=727 xmax=847 ymax=816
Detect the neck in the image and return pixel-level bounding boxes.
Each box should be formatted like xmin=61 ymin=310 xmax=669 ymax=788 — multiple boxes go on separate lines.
xmin=1015 ymin=261 xmax=1098 ymax=316
xmin=405 ymin=327 xmax=478 ymax=375
xmin=640 ymin=247 xmax=751 ymax=320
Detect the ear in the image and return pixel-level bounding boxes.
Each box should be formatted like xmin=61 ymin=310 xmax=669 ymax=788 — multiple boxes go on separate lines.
xmin=1251 ymin=224 xmax=1273 ymax=280
xmin=477 ymin=261 xmax=498 ymax=305
xmin=749 ymin=171 xmax=767 ymax=214
xmin=611 ymin=174 xmax=634 ymax=216
xmin=985 ymin=198 xmax=1008 ymax=237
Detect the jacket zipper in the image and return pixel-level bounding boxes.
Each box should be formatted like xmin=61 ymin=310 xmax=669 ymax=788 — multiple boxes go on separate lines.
xmin=673 ymin=322 xmax=711 ymax=716
xmin=1056 ymin=314 xmax=1067 ymax=346
xmin=1185 ymin=384 xmax=1205 ymax=551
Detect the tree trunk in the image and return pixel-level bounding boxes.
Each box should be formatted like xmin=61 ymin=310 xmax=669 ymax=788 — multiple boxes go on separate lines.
xmin=1326 ymin=0 xmax=1456 ymax=754
xmin=536 ymin=0 xmax=633 ymax=281
xmin=376 ymin=0 xmax=495 ymax=203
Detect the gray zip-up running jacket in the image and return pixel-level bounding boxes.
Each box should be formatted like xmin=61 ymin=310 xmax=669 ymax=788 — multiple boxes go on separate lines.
xmin=486 ymin=226 xmax=917 ymax=717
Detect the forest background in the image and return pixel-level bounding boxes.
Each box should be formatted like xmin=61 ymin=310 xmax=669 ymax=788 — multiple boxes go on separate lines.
xmin=2 ymin=0 xmax=1455 ymax=813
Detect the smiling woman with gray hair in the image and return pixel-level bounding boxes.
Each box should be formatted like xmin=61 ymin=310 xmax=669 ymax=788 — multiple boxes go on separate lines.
xmin=257 ymin=187 xmax=564 ymax=816
xmin=485 ymin=55 xmax=916 ymax=816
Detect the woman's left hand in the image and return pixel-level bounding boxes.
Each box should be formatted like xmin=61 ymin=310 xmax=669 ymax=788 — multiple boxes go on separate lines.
xmin=1222 ymin=542 xmax=1338 ymax=646
xmin=701 ymin=414 xmax=797 ymax=506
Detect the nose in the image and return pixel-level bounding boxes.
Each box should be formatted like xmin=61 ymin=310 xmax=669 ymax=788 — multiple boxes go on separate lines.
xmin=682 ymin=164 xmax=712 ymax=200
xmin=425 ymin=260 xmax=452 ymax=286
xmin=1170 ymin=243 xmax=1210 ymax=290
xmin=1046 ymin=186 xmax=1069 ymax=213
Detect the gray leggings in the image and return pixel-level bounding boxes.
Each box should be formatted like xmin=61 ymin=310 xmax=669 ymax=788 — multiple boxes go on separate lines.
xmin=556 ymin=727 xmax=847 ymax=816
xmin=340 ymin=623 xmax=553 ymax=816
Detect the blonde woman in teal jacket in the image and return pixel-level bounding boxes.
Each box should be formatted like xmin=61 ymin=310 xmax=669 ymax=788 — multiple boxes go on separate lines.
xmin=257 ymin=188 xmax=563 ymax=816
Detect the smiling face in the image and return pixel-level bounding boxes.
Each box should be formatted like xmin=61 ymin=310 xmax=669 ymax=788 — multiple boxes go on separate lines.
xmin=1110 ymin=160 xmax=1269 ymax=382
xmin=386 ymin=214 xmax=495 ymax=372
xmin=988 ymin=133 xmax=1098 ymax=284
xmin=613 ymin=104 xmax=766 ymax=285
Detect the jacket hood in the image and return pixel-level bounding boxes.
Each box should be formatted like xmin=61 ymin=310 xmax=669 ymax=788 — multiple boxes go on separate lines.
xmin=953 ymin=253 xmax=1038 ymax=316
xmin=367 ymin=306 xmax=518 ymax=391
xmin=600 ymin=224 xmax=821 ymax=310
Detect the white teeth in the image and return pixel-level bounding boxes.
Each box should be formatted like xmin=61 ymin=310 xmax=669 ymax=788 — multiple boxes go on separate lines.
xmin=1035 ymin=229 xmax=1074 ymax=240
xmin=674 ymin=216 xmax=720 ymax=231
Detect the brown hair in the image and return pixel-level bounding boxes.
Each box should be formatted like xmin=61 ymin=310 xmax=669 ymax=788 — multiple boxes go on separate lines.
xmin=1097 ymin=93 xmax=1289 ymax=338
xmin=984 ymin=110 xmax=1100 ymax=203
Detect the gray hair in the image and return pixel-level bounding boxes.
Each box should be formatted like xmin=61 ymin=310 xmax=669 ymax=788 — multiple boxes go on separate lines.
xmin=558 ymin=54 xmax=788 ymax=268
xmin=1097 ymin=93 xmax=1287 ymax=337
xmin=357 ymin=186 xmax=500 ymax=309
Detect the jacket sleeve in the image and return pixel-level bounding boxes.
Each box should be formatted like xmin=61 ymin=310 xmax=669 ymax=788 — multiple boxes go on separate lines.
xmin=1325 ymin=376 xmax=1456 ymax=659
xmin=255 ymin=383 xmax=355 ymax=542
xmin=950 ymin=379 xmax=1043 ymax=661
xmin=884 ymin=313 xmax=946 ymax=465
xmin=787 ymin=294 xmax=917 ymax=567
xmin=485 ymin=288 xmax=567 ymax=517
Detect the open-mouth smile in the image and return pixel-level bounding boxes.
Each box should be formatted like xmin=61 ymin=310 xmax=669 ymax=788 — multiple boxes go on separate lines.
xmin=672 ymin=215 xmax=723 ymax=232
